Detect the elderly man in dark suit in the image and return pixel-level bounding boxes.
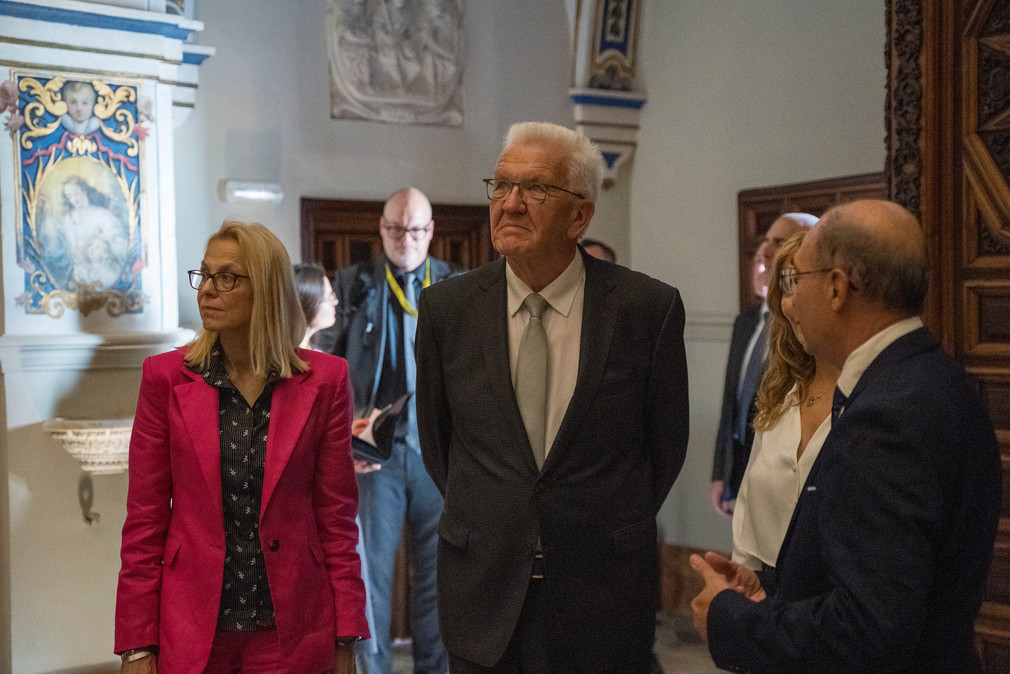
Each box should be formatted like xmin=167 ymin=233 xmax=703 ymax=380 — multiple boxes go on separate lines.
xmin=415 ymin=122 xmax=690 ymax=673
xmin=710 ymin=212 xmax=815 ymax=515
xmin=691 ymin=199 xmax=1001 ymax=672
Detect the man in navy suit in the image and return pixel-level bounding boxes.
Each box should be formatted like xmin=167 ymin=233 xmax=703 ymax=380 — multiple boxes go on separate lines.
xmin=710 ymin=213 xmax=815 ymax=515
xmin=691 ymin=199 xmax=1000 ymax=672
xmin=416 ymin=122 xmax=689 ymax=672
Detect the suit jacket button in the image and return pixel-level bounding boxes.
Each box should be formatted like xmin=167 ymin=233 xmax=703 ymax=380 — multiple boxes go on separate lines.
xmin=535 ymin=484 xmax=544 ymax=495
xmin=268 ymin=539 xmax=280 ymax=552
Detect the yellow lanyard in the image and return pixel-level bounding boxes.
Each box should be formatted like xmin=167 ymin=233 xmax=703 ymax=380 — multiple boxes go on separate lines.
xmin=385 ymin=259 xmax=431 ymax=317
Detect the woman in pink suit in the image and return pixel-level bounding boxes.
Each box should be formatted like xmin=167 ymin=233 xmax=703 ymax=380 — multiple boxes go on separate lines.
xmin=115 ymin=221 xmax=368 ymax=673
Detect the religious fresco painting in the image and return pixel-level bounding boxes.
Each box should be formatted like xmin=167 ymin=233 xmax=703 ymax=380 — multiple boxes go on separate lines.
xmin=1 ymin=72 xmax=154 ymax=318
xmin=327 ymin=0 xmax=464 ymax=126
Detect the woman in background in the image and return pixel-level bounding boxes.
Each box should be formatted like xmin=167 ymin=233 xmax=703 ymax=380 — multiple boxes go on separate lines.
xmin=116 ymin=221 xmax=367 ymax=673
xmin=294 ymin=261 xmax=380 ymax=671
xmin=294 ymin=262 xmax=339 ymax=350
xmin=732 ymin=233 xmax=840 ymax=571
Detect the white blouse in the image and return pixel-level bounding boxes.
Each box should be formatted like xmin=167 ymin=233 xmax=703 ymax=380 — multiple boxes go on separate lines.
xmin=731 ymin=386 xmax=832 ymax=570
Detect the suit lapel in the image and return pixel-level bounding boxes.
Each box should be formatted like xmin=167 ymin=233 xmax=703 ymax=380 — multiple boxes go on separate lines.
xmin=175 ymin=367 xmax=223 ymax=505
xmin=475 ymin=261 xmax=539 ymax=471
xmin=775 ymin=327 xmax=937 ymax=571
xmin=842 ymin=327 xmax=933 ymax=414
xmin=261 ymin=368 xmax=317 ymax=514
xmin=542 ymin=254 xmax=618 ymax=472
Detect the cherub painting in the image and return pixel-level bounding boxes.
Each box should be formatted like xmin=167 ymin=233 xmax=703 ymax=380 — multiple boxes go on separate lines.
xmin=59 ymin=80 xmax=101 ymax=136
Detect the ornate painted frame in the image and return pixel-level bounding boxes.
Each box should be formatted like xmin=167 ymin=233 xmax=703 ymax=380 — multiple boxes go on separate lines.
xmin=5 ymin=70 xmax=153 ymax=321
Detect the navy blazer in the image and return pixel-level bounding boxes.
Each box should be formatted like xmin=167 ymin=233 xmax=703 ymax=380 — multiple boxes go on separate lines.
xmin=707 ymin=328 xmax=1001 ymax=673
xmin=712 ymin=303 xmax=763 ymax=498
xmin=318 ymin=255 xmax=457 ymax=418
xmin=415 ymin=250 xmax=690 ymax=670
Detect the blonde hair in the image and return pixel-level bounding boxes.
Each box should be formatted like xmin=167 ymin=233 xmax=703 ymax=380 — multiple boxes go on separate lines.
xmin=185 ymin=220 xmax=307 ymax=378
xmin=753 ymin=232 xmax=815 ymax=431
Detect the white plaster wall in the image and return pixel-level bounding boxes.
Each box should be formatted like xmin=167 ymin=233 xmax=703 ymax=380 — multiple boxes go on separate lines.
xmin=635 ymin=0 xmax=886 ymax=552
xmin=7 ymin=364 xmax=139 ymax=673
xmin=172 ymin=0 xmax=586 ymax=330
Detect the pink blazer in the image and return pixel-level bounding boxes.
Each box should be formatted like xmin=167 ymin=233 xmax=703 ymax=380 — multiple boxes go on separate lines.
xmin=115 ymin=348 xmax=368 ymax=673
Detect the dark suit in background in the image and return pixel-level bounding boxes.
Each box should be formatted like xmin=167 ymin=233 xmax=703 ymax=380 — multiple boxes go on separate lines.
xmin=708 ymin=328 xmax=1000 ymax=672
xmin=711 ymin=304 xmax=762 ymax=500
xmin=416 ymin=251 xmax=690 ymax=671
xmin=711 ymin=213 xmax=813 ymax=514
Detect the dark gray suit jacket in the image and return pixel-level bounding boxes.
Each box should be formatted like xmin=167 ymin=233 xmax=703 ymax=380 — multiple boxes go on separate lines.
xmin=415 ymin=249 xmax=690 ymax=670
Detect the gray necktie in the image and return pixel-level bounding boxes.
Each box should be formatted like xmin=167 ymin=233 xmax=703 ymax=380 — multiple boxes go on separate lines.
xmin=403 ymin=273 xmax=418 ymax=450
xmin=516 ymin=293 xmax=549 ymax=469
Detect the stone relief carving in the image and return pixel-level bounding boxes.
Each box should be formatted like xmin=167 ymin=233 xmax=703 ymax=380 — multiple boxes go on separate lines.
xmin=326 ymin=0 xmax=464 ymax=126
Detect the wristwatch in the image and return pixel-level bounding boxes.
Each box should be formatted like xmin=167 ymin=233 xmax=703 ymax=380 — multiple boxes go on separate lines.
xmin=336 ymin=636 xmax=358 ymax=647
xmin=120 ymin=648 xmax=155 ymax=662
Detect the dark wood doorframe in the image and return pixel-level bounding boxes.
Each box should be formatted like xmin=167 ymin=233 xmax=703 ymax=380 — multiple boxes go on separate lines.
xmin=300 ymin=197 xmax=495 ymax=275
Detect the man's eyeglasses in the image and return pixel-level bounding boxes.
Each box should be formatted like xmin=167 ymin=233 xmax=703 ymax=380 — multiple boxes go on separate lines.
xmin=779 ymin=267 xmax=835 ymax=296
xmin=382 ymin=220 xmax=432 ymax=241
xmin=187 ymin=269 xmax=249 ymax=292
xmin=483 ymin=178 xmax=585 ymax=204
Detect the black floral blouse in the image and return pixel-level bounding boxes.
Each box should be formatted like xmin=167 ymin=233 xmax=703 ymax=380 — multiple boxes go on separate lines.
xmin=190 ymin=344 xmax=279 ymax=632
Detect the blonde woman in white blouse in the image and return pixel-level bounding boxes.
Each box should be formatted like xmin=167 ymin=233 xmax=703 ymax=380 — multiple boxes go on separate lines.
xmin=732 ymin=233 xmax=841 ymax=571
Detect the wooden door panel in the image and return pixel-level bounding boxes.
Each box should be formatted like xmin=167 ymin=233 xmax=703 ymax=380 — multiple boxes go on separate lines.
xmin=889 ymin=0 xmax=1010 ymax=662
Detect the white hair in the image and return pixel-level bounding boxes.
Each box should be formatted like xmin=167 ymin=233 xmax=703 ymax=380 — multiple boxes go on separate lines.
xmin=781 ymin=212 xmax=819 ymax=229
xmin=501 ymin=122 xmax=603 ymax=202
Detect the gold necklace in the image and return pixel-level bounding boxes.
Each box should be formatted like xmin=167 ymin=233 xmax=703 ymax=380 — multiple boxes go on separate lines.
xmin=805 ymin=391 xmax=828 ymax=408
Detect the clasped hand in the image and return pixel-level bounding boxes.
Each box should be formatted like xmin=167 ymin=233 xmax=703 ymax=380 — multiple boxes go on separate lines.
xmin=689 ymin=551 xmax=766 ymax=642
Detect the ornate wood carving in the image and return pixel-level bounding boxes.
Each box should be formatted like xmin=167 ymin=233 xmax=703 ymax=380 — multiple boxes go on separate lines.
xmin=889 ymin=0 xmax=1010 ymax=663
xmin=885 ymin=0 xmax=923 ymax=216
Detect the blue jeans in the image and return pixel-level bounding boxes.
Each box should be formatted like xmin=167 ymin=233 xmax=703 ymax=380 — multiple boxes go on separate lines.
xmin=356 ymin=441 xmax=446 ymax=674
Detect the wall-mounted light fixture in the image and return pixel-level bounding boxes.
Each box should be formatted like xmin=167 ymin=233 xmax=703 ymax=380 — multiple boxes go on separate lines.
xmin=223 ymin=180 xmax=284 ymax=204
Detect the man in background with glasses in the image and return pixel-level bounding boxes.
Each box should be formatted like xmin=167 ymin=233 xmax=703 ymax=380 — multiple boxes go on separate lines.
xmin=322 ymin=187 xmax=457 ymax=674
xmin=415 ymin=122 xmax=690 ymax=672
xmin=710 ymin=212 xmax=816 ymax=517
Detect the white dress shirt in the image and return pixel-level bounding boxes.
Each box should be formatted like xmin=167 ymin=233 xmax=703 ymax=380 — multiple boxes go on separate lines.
xmin=731 ymin=385 xmax=831 ymax=570
xmin=506 ymin=251 xmax=585 ymax=461
xmin=836 ymin=316 xmax=924 ymax=401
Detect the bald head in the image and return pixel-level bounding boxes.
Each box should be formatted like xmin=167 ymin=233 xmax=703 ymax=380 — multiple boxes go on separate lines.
xmin=813 ymin=199 xmax=928 ymax=316
xmin=380 ymin=187 xmax=434 ymax=272
xmin=384 ymin=187 xmax=432 ymax=222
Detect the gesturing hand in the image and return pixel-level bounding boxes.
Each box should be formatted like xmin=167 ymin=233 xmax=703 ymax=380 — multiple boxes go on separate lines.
xmin=689 ymin=551 xmax=766 ymax=641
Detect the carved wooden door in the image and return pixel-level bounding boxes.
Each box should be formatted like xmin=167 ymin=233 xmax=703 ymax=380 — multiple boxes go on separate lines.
xmin=888 ymin=1 xmax=1010 ymax=666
